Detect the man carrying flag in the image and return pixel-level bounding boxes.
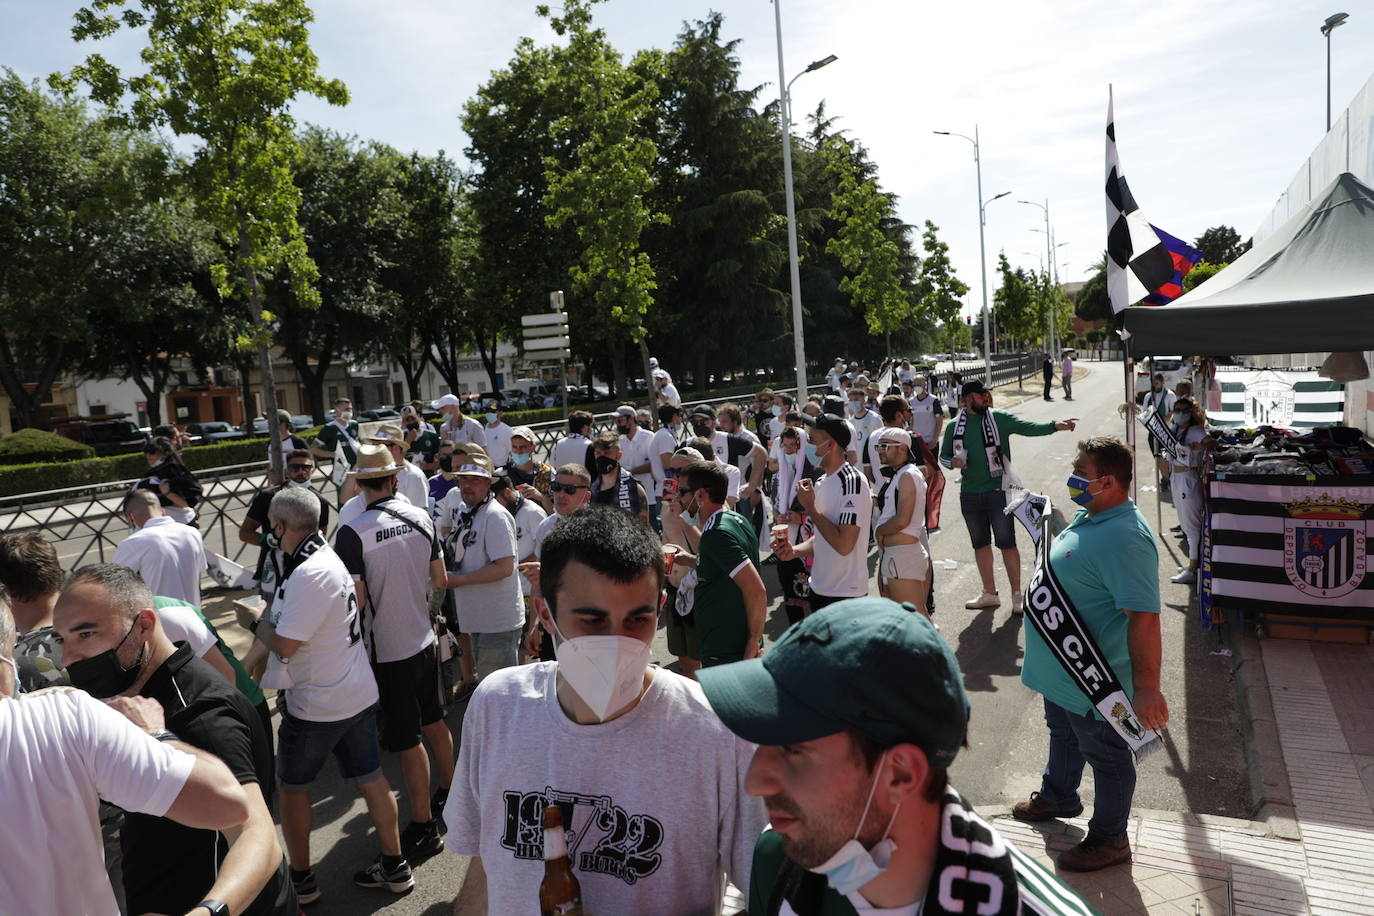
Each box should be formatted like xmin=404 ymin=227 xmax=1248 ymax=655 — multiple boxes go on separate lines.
xmin=1010 ymin=436 xmax=1167 ymax=872
xmin=1105 ymin=87 xmax=1203 ymax=313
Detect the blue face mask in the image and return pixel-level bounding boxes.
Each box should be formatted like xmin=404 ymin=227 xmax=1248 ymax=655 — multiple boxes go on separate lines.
xmin=807 ymin=751 xmax=900 ymax=896
xmin=511 ymin=451 xmax=532 ymax=467
xmin=1067 ymin=473 xmax=1099 ymax=506
xmin=804 ymin=444 xmax=819 ymax=466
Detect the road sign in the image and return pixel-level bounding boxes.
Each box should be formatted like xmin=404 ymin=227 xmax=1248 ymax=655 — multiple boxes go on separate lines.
xmin=524 ymin=335 xmax=570 ymax=351
xmin=520 ymin=313 xmax=566 ymax=328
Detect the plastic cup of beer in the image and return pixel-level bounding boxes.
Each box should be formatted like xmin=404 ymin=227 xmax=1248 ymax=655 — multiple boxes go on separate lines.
xmin=771 ymin=523 xmax=789 ymax=547
xmin=662 ymin=543 xmax=680 ymax=575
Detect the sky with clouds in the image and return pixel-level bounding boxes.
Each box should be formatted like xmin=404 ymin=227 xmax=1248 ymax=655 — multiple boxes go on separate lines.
xmin=4 ymin=0 xmax=1372 ymax=321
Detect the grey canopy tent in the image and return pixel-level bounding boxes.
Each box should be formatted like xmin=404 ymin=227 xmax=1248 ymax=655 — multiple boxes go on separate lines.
xmin=1123 ymin=172 xmax=1374 ymax=356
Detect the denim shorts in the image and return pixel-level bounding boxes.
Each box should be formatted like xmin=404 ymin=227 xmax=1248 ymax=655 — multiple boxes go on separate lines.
xmin=277 ymin=704 xmax=383 ymax=791
xmin=960 ymin=488 xmax=1017 ymax=550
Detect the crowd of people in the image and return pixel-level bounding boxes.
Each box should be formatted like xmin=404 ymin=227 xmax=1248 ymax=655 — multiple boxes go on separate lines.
xmin=0 ymin=354 xmax=1183 ymax=915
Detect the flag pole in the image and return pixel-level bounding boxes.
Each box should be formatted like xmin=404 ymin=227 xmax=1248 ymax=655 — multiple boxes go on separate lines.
xmin=1123 ymin=334 xmax=1138 ymax=503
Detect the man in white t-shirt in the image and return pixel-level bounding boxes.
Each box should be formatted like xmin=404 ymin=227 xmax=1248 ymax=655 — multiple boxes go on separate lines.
xmin=114 ymin=489 xmax=207 ymax=606
xmin=908 ymin=377 xmax=945 ymax=446
xmin=437 ymin=454 xmax=524 ymax=680
xmin=366 ymin=423 xmax=429 ymax=511
xmin=435 ymin=394 xmax=486 ymax=448
xmin=445 ymin=505 xmax=766 ymax=914
xmin=649 ymin=404 xmax=685 ymax=518
xmin=846 ymin=390 xmax=884 ymax=481
xmin=491 ymin=471 xmax=547 ymax=602
xmin=552 ymin=410 xmax=596 ymax=470
xmin=826 ymin=357 xmax=846 ymax=392
xmin=482 ymin=403 xmax=513 ymax=467
xmin=0 ymin=591 xmax=251 ymax=916
xmin=334 ymin=444 xmax=452 ymax=866
xmin=614 ymin=404 xmax=656 ymax=507
xmin=234 ymin=486 xmax=410 ymax=902
xmin=655 ymin=369 xmax=681 ymax=407
xmin=776 ymin=414 xmax=872 ymax=609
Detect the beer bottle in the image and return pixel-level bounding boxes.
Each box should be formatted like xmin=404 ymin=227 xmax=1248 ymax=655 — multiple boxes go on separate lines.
xmin=540 ymin=804 xmax=584 ymax=915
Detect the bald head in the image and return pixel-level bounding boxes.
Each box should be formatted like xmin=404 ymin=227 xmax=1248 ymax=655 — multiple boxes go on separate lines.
xmin=122 ymin=489 xmax=163 ymax=524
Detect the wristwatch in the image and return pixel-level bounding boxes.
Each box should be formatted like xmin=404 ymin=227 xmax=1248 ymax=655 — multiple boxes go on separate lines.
xmin=146 ymin=729 xmax=177 ymax=742
xmin=249 ymin=617 xmax=261 ymax=634
xmin=196 ymin=901 xmax=229 ymax=916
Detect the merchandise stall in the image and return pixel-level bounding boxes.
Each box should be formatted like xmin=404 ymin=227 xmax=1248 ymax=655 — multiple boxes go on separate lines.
xmin=1123 ymin=173 xmax=1374 ymax=639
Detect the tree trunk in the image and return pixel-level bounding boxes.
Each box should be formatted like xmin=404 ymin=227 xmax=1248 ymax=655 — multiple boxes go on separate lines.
xmin=0 ymin=335 xmax=65 ymax=430
xmin=430 ymin=335 xmax=462 ymax=394
xmin=695 ymin=350 xmax=708 ymax=397
xmin=234 ymin=216 xmax=282 ymax=480
xmin=636 ymin=336 xmax=655 ymax=429
xmin=288 ymin=345 xmax=333 ymax=426
xmin=474 ymin=331 xmax=502 ymax=395
xmin=609 ymin=338 xmax=627 ymax=404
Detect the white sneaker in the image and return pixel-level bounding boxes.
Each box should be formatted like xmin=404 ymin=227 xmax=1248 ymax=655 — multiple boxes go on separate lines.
xmin=1170 ymin=569 xmax=1197 ymax=584
xmin=1011 ymin=592 xmax=1025 ymax=615
xmin=965 ymin=591 xmax=1001 ymax=610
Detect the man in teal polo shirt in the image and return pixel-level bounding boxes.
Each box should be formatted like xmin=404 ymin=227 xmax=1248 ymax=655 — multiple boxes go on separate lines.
xmin=699 ymin=598 xmax=1094 ymax=915
xmin=675 ymin=460 xmax=766 ymax=667
xmin=1012 ymin=436 xmax=1168 ymax=872
xmin=939 ymin=380 xmax=1077 ymax=614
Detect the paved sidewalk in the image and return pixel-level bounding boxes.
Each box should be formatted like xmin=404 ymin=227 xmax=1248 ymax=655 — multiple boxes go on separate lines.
xmin=978 ymin=638 xmax=1374 ymax=915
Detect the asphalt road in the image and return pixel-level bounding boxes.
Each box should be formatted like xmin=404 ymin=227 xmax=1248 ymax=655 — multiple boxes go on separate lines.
xmin=193 ymin=359 xmax=1248 ymax=915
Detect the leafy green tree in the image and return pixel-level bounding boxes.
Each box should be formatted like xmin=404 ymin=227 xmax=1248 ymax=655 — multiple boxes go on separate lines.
xmin=1073 ymin=253 xmax=1110 ymax=322
xmin=1193 ymin=225 xmax=1248 ymax=265
xmin=822 ymin=136 xmax=910 ymax=339
xmin=994 ymin=253 xmax=1038 ymax=345
xmin=915 ymin=221 xmax=968 ymax=358
xmin=0 ymin=71 xmax=118 ymax=427
xmin=540 ymin=0 xmax=661 ymax=392
xmin=1182 ymin=259 xmax=1224 ymax=293
xmin=57 ymin=0 xmax=348 ymax=475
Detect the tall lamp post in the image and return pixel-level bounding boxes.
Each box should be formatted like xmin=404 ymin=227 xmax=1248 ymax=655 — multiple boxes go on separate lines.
xmin=934 ymin=127 xmax=1008 ymax=386
xmin=1321 ymin=13 xmax=1349 ymax=131
xmin=1019 ymin=197 xmax=1056 ymax=352
xmin=773 ymin=0 xmax=835 ymax=400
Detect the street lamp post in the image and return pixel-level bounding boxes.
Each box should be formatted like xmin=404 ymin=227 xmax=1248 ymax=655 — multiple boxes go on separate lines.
xmin=772 ymin=0 xmax=835 ymax=401
xmin=934 ymin=127 xmax=1008 ymax=387
xmin=1321 ymin=13 xmax=1349 ymax=132
xmin=1019 ymin=198 xmax=1055 ymax=352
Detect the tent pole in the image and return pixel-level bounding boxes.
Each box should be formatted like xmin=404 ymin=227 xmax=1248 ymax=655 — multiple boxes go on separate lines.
xmin=1124 ymin=336 xmax=1137 ymax=503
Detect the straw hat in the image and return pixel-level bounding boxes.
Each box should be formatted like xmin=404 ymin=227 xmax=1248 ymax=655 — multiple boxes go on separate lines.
xmin=367 ymin=423 xmax=406 ymax=445
xmin=453 ymin=453 xmax=494 ymax=479
xmin=349 ymin=443 xmax=401 ymax=479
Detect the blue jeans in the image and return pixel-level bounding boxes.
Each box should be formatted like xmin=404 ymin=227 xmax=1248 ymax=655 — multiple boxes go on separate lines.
xmin=277 ymin=704 xmax=383 ymax=790
xmin=473 ymin=628 xmax=521 ymax=680
xmin=1038 ymin=698 xmax=1136 ymax=842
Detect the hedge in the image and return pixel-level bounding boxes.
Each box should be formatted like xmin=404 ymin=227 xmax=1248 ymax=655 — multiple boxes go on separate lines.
xmin=0 ymin=428 xmax=96 ymax=465
xmin=0 ymin=437 xmax=275 ymax=499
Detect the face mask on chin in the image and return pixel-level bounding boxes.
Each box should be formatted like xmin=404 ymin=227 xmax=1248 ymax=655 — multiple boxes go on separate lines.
xmin=546 ymin=611 xmax=651 ymax=722
xmin=65 ymin=618 xmax=147 ymax=699
xmin=808 ymin=750 xmax=901 ymax=896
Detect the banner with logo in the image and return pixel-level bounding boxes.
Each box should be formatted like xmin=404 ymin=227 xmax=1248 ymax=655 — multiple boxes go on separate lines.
xmin=1210 ymin=369 xmax=1345 ymax=429
xmin=1206 ymin=479 xmax=1374 ymax=618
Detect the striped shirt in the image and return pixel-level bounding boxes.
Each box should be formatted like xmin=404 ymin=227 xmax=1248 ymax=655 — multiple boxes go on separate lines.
xmin=808 ymin=463 xmax=872 ymax=598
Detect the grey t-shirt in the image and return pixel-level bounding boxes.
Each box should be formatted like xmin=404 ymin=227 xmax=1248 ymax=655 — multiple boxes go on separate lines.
xmin=447 ymin=499 xmax=522 ymax=634
xmin=444 ymin=662 xmax=765 ymax=915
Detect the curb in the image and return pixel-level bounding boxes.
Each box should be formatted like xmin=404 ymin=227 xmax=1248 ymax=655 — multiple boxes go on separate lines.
xmin=1224 ymin=613 xmax=1301 ymax=840
xmin=990 ymin=363 xmax=1094 ymax=409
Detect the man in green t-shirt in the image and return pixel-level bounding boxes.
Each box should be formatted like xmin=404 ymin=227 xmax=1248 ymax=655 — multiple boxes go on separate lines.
xmin=672 ymin=460 xmax=766 ymax=667
xmin=401 ymin=405 xmax=441 ymax=473
xmin=939 ymin=380 xmax=1076 ymax=615
xmin=698 ymin=598 xmax=1096 ymax=915
xmin=311 ymin=396 xmax=362 ymax=501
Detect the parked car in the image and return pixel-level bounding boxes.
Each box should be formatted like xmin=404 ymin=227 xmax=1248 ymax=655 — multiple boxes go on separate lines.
xmin=51 ymin=417 xmax=148 ymax=456
xmin=185 ymin=421 xmax=247 ymax=443
xmin=1134 ymin=355 xmax=1191 ymax=400
xmin=358 ymin=408 xmax=401 ymax=422
xmin=290 ymin=414 xmax=314 ymax=430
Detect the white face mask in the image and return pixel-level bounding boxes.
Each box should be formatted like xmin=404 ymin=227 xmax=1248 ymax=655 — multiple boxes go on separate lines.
xmin=286 ymin=478 xmax=312 ymax=488
xmin=337 ymin=410 xmax=353 ymax=423
xmin=808 ymin=751 xmax=901 ymax=896
xmin=547 ymin=613 xmax=651 ymax=722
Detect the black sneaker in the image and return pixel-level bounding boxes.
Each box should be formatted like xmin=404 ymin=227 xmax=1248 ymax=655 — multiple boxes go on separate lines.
xmin=401 ymin=819 xmax=445 ymax=860
xmin=291 ymin=869 xmax=321 ymax=905
xmin=353 ymin=856 xmax=414 ymax=894
xmin=432 ymin=787 xmax=450 ymax=833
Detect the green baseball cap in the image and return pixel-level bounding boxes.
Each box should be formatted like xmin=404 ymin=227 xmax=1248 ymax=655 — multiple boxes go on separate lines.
xmin=698 ymin=597 xmax=970 ymax=768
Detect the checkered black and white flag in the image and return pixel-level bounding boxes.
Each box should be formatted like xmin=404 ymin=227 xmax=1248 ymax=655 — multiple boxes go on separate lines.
xmin=1105 ymin=87 xmax=1203 ymax=314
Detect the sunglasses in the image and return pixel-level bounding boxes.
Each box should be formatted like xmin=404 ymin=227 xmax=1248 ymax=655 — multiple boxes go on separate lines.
xmin=287 ymin=463 xmax=314 ymax=472
xmin=549 ymin=482 xmax=589 ymax=494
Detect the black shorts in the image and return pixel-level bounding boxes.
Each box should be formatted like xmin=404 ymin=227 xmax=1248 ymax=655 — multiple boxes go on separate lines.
xmin=372 ymin=644 xmax=443 ymax=752
xmin=809 ymin=591 xmax=861 ymax=613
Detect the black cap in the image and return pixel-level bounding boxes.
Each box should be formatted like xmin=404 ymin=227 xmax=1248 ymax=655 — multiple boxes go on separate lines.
xmin=803 ymin=412 xmax=852 ymax=449
xmin=821 ymin=395 xmax=846 ymax=416
xmin=689 ymin=404 xmax=715 ymax=419
xmin=960 ymin=379 xmax=988 ymax=398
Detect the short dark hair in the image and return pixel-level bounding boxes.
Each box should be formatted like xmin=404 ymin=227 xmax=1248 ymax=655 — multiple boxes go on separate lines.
xmin=568 ymin=410 xmax=594 ymax=435
xmin=286 ymin=448 xmax=312 ymax=463
xmin=717 ymin=404 xmax=743 ymax=426
xmin=686 ymin=436 xmax=714 ymax=459
xmin=358 ymin=474 xmax=394 ymax=492
xmin=848 ymin=730 xmax=957 ymax=804
xmin=1078 ymin=436 xmax=1133 ymax=488
xmin=657 ymin=403 xmax=682 ymax=424
xmin=780 ymin=427 xmax=801 ymax=442
xmin=592 ymin=430 xmax=619 ymax=452
xmin=556 ymin=463 xmax=592 ymax=484
xmin=539 ymin=506 xmax=663 ymax=619
xmin=879 ymin=394 xmax=909 ymax=424
xmin=67 ymin=564 xmax=154 ymax=625
xmin=145 ymin=435 xmax=178 ymax=459
xmin=682 ymin=460 xmax=728 ymax=504
xmin=0 ymin=534 xmax=62 ymax=602
xmin=775 ymin=393 xmax=794 ymax=408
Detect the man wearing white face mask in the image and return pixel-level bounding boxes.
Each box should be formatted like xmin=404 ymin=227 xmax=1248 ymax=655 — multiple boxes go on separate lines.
xmin=481 ymin=402 xmax=513 ymax=467
xmin=445 ymin=505 xmax=766 ymax=915
xmin=699 ymin=597 xmax=1092 ymax=915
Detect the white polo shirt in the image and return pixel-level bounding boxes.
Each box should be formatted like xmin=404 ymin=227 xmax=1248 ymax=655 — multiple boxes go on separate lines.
xmin=620 ymin=426 xmax=657 ymax=501
xmin=484 ymin=421 xmax=514 ymax=467
xmin=809 ymin=463 xmax=873 ymax=599
xmin=113 ymin=516 xmax=207 ymax=606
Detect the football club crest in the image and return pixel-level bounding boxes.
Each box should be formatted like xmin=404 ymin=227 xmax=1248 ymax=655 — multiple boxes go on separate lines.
xmin=1244 ymin=371 xmax=1297 ymax=427
xmin=1282 ymin=496 xmax=1369 ymax=598
xmin=1110 ymin=701 xmax=1145 ymax=741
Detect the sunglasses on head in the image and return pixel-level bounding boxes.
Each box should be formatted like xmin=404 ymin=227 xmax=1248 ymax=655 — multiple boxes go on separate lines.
xmin=549 ymin=482 xmax=588 ymax=494
xmin=287 ymin=463 xmax=314 ymax=472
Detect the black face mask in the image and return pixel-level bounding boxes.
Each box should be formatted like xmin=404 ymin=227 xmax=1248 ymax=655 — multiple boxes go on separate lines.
xmin=615 ymin=422 xmax=630 ymax=435
xmin=65 ymin=618 xmax=147 ymax=699
xmin=691 ymin=421 xmax=712 ymax=438
xmin=594 ymin=455 xmax=619 ymax=476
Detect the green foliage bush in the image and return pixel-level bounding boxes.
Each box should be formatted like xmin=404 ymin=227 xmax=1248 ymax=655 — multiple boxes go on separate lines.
xmin=0 ymin=428 xmax=96 ymax=465
xmin=0 ymin=437 xmax=275 ymax=498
